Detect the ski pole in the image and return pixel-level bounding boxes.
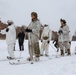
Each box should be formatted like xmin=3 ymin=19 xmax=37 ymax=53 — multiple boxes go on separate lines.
xmin=19 ymin=50 xmax=22 ymax=58
xmin=49 ymin=43 xmax=57 ymax=52
xmin=28 ymin=33 xmax=33 ymax=64
xmin=49 ymin=43 xmax=59 ymax=58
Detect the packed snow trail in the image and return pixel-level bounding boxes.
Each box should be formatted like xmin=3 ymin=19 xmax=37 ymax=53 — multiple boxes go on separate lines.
xmin=0 ymin=40 xmax=76 ymax=75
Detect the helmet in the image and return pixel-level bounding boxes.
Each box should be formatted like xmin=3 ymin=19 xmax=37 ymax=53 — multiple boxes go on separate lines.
xmin=7 ymin=20 xmax=14 ymax=24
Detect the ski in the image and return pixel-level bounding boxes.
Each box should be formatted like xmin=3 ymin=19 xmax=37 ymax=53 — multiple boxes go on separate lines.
xmin=49 ymin=54 xmax=61 ymax=59
xmin=0 ymin=57 xmax=23 ymax=62
xmin=9 ymin=60 xmax=32 ymax=65
xmin=9 ymin=55 xmax=61 ymax=65
xmin=9 ymin=58 xmax=55 ymax=65
xmin=9 ymin=57 xmax=51 ymax=65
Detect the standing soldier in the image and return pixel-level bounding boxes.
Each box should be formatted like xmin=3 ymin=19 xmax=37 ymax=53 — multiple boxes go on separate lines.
xmin=41 ymin=24 xmax=51 ymax=56
xmin=58 ymin=19 xmax=71 ymax=56
xmin=0 ymin=20 xmax=16 ymax=59
xmin=17 ymin=28 xmax=25 ymax=51
xmin=25 ymin=12 xmax=41 ymax=62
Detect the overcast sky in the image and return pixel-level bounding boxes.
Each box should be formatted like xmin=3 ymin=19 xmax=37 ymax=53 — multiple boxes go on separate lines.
xmin=0 ymin=0 xmax=76 ymax=35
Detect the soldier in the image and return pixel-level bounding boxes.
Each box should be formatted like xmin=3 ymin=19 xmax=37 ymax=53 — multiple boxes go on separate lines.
xmin=25 ymin=12 xmax=41 ymax=62
xmin=41 ymin=24 xmax=51 ymax=56
xmin=58 ymin=19 xmax=71 ymax=56
xmin=0 ymin=20 xmax=16 ymax=59
xmin=17 ymin=28 xmax=25 ymax=51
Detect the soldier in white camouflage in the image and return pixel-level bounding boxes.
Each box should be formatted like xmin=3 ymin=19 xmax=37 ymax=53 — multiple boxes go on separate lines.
xmin=58 ymin=19 xmax=71 ymax=56
xmin=25 ymin=12 xmax=41 ymax=61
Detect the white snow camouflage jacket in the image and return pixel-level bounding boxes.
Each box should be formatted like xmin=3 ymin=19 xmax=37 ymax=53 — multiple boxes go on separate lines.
xmin=41 ymin=26 xmax=51 ymax=41
xmin=28 ymin=20 xmax=41 ymax=42
xmin=58 ymin=25 xmax=70 ymax=42
xmin=0 ymin=24 xmax=16 ymax=45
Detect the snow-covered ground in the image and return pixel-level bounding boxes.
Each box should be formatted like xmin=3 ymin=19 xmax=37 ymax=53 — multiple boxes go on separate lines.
xmin=0 ymin=40 xmax=76 ymax=75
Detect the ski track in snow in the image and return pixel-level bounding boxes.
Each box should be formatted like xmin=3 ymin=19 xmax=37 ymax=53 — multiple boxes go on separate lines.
xmin=0 ymin=40 xmax=76 ymax=75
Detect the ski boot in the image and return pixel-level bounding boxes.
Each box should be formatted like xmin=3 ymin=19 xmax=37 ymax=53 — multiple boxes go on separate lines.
xmin=7 ymin=56 xmax=14 ymax=60
xmin=35 ymin=57 xmax=40 ymax=62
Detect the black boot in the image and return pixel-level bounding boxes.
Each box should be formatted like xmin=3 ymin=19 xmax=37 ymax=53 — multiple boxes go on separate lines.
xmin=19 ymin=45 xmax=22 ymax=51
xmin=22 ymin=45 xmax=24 ymax=51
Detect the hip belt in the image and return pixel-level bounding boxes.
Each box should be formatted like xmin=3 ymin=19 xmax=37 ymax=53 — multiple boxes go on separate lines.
xmin=43 ymin=36 xmax=49 ymax=40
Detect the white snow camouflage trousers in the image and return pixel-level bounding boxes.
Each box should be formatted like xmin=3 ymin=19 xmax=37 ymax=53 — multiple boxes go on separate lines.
xmin=59 ymin=41 xmax=70 ymax=51
xmin=7 ymin=43 xmax=15 ymax=58
xmin=41 ymin=39 xmax=49 ymax=55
